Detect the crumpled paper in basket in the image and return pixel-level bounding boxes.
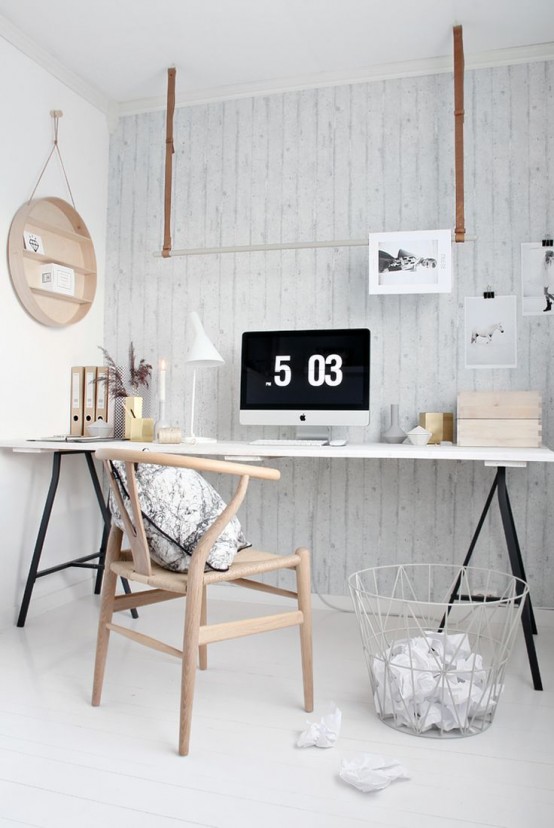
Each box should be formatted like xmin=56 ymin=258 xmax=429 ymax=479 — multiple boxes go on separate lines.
xmin=371 ymin=631 xmax=500 ymax=732
xmin=297 ymin=703 xmax=342 ymax=748
xmin=339 ymin=753 xmax=410 ymax=792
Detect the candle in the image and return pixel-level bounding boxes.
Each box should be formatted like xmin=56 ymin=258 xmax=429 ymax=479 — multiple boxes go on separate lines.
xmin=159 ymin=359 xmax=166 ymax=402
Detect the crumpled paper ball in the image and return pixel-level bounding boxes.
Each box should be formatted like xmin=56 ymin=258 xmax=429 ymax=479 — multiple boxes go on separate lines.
xmin=297 ymin=703 xmax=342 ymax=748
xmin=339 ymin=753 xmax=410 ymax=792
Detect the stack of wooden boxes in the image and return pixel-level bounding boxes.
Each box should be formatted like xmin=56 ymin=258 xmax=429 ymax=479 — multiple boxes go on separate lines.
xmin=457 ymin=391 xmax=542 ymax=447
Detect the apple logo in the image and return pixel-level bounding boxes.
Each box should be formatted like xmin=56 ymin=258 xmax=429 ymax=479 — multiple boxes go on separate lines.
xmin=299 ymin=414 xmax=306 ymax=421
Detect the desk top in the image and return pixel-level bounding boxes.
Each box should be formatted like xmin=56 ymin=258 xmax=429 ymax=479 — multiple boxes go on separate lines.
xmin=1 ymin=438 xmax=554 ymax=466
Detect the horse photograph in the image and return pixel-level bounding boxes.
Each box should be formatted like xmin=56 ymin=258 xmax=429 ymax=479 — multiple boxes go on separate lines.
xmin=464 ymin=296 xmax=517 ymax=368
xmin=470 ymin=322 xmax=504 ymax=344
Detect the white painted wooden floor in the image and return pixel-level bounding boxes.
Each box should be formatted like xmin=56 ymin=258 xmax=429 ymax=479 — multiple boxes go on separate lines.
xmin=1 ymin=592 xmax=554 ymax=828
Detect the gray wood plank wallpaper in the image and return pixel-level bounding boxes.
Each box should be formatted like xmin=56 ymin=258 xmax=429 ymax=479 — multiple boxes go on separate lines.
xmin=105 ymin=62 xmax=554 ymax=602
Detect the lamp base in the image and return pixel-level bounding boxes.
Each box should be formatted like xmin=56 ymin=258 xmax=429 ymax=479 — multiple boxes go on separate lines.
xmin=182 ymin=435 xmax=218 ymax=444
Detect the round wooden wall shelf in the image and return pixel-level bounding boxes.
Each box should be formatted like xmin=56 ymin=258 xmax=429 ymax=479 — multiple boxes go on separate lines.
xmin=8 ymin=197 xmax=97 ymax=327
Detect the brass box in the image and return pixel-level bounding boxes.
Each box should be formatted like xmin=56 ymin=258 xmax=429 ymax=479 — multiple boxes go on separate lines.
xmin=129 ymin=417 xmax=155 ymax=442
xmin=419 ymin=412 xmax=454 ymax=444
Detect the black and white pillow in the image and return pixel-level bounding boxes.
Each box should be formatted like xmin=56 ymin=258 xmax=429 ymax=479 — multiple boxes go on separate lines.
xmin=109 ymin=462 xmax=248 ymax=572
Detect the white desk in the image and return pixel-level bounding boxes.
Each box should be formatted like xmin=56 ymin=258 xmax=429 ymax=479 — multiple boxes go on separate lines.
xmin=4 ymin=437 xmax=552 ymax=464
xmin=2 ymin=437 xmax=554 ymax=688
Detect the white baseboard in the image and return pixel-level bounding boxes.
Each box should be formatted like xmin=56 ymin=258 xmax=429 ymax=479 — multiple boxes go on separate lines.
xmin=0 ymin=579 xmax=350 ymax=631
xmin=6 ymin=572 xmax=553 ymax=630
xmin=1 ymin=576 xmax=95 ymax=631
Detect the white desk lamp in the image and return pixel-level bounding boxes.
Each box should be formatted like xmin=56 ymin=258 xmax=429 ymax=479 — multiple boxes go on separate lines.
xmin=183 ymin=311 xmax=224 ymax=443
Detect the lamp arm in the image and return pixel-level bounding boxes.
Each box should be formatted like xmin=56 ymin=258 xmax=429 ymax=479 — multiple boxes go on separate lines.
xmin=189 ymin=367 xmax=197 ymax=439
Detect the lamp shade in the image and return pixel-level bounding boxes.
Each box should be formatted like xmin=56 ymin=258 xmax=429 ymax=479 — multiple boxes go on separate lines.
xmin=184 ymin=311 xmax=224 ymax=366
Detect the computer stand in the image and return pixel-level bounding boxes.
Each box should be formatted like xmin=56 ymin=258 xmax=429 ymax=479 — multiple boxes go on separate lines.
xmin=294 ymin=425 xmax=330 ymax=442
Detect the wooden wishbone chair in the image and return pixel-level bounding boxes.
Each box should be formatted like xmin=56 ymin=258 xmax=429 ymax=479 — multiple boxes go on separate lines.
xmin=92 ymin=447 xmax=313 ymax=756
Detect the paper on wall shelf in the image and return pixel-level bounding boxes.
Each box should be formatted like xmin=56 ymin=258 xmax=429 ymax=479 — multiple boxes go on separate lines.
xmin=40 ymin=262 xmax=75 ymax=296
xmin=23 ymin=231 xmax=44 ymax=254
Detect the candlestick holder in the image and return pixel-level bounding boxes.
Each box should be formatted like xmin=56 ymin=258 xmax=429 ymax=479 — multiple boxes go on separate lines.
xmin=155 ymin=400 xmax=169 ymax=441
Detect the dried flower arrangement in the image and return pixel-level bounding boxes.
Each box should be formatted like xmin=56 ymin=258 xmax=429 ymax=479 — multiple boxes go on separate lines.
xmin=97 ymin=342 xmax=153 ymax=399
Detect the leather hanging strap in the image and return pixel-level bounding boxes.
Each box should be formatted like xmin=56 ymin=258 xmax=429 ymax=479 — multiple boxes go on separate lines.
xmin=453 ymin=25 xmax=465 ymax=243
xmin=162 ymin=67 xmax=176 ymax=258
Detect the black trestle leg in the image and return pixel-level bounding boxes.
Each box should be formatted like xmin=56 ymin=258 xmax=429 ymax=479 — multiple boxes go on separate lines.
xmin=17 ymin=450 xmax=138 ymax=627
xmin=440 ymin=466 xmax=542 ymax=690
xmin=17 ymin=452 xmax=62 ymax=627
xmin=496 ymin=467 xmax=542 ymax=691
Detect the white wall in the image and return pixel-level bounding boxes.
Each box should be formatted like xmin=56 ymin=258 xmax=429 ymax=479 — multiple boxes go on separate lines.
xmin=0 ymin=38 xmax=109 ymax=628
xmin=105 ymin=62 xmax=554 ymax=604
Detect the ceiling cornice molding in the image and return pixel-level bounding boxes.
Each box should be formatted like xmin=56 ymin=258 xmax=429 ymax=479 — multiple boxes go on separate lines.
xmin=0 ymin=13 xmax=111 ymax=115
xmin=1 ymin=10 xmax=552 ymax=122
xmin=118 ymin=41 xmax=554 ymax=118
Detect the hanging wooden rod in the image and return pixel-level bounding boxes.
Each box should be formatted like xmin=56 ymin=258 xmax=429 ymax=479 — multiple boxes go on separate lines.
xmin=153 ymin=232 xmax=476 ymax=258
xmin=162 ymin=67 xmax=176 ymax=258
xmin=154 ymin=33 xmax=472 ymax=259
xmin=453 ymin=25 xmax=465 ymax=243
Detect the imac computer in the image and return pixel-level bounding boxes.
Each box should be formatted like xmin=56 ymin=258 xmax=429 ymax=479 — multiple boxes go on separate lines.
xmin=239 ymin=328 xmax=370 ymax=436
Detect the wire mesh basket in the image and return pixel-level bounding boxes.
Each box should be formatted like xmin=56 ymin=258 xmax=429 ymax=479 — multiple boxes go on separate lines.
xmin=349 ymin=563 xmax=528 ymax=738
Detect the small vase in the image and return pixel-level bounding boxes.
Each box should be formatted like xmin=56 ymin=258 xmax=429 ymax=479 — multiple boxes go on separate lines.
xmin=382 ymin=404 xmax=406 ymax=444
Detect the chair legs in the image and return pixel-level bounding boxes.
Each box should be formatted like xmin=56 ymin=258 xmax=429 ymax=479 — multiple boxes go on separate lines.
xmin=179 ymin=573 xmax=204 ymax=756
xmin=296 ymin=547 xmax=314 ymax=713
xmin=91 ymin=527 xmax=122 ymax=707
xmin=199 ymin=585 xmax=208 ymax=671
xmin=92 ymin=537 xmax=314 ymax=756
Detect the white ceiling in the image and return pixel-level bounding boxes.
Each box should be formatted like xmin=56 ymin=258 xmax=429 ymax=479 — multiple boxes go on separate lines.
xmin=1 ymin=0 xmax=553 ymax=115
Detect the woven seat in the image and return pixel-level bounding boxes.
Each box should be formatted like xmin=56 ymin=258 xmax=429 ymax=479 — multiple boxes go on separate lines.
xmin=91 ymin=448 xmax=313 ymax=756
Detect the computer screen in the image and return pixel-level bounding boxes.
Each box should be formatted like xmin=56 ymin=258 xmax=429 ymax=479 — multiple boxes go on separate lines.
xmin=239 ymin=328 xmax=370 ymax=427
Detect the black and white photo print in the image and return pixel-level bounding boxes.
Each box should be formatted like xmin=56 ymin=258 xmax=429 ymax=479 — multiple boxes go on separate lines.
xmin=369 ymin=228 xmax=452 ymax=294
xmin=464 ymin=295 xmax=517 ymax=369
xmin=521 ymin=242 xmax=554 ymax=316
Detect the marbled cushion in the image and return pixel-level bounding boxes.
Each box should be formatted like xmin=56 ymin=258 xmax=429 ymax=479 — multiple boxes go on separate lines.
xmin=110 ymin=462 xmax=248 ymax=572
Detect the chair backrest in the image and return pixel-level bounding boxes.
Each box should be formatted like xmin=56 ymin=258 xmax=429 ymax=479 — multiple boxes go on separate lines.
xmin=97 ymin=448 xmax=280 ymax=578
xmin=105 ymin=458 xmax=153 ymax=576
